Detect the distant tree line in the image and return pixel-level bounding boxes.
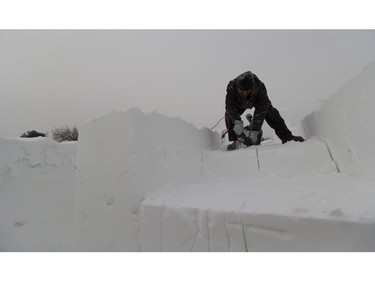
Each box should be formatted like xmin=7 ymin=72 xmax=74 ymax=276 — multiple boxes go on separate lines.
xmin=20 ymin=125 xmax=79 ymax=142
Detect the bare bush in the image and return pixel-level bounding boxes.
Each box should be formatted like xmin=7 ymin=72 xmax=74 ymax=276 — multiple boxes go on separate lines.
xmin=51 ymin=125 xmax=78 ymax=142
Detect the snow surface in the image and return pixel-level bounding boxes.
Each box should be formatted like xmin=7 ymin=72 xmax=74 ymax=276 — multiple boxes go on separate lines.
xmin=74 ymin=108 xmax=220 ymax=251
xmin=1 ymin=61 xmax=375 ymax=251
xmin=139 ymin=140 xmax=375 ymax=251
xmin=303 ymin=61 xmax=375 ymax=179
xmin=0 ymin=137 xmax=76 ymax=251
xmin=140 ymin=174 xmax=375 ymax=251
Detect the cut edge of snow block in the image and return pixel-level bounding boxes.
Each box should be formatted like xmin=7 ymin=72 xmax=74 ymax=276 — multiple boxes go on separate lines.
xmin=139 ymin=202 xmax=375 ymax=252
xmin=139 ymin=173 xmax=375 ymax=251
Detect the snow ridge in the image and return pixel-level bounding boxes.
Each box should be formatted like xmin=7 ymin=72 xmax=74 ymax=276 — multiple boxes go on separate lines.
xmin=303 ymin=60 xmax=375 ymax=179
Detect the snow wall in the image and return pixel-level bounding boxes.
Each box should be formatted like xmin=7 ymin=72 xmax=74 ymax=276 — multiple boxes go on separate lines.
xmin=0 ymin=137 xmax=76 ymax=251
xmin=74 ymin=108 xmax=220 ymax=251
xmin=302 ymin=61 xmax=375 ymax=179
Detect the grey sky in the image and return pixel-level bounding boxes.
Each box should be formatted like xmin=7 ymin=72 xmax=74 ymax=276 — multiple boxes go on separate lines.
xmin=1 ymin=30 xmax=375 ymax=137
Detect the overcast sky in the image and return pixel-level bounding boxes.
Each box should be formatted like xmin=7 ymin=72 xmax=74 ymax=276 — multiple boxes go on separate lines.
xmin=1 ymin=30 xmax=375 ymax=137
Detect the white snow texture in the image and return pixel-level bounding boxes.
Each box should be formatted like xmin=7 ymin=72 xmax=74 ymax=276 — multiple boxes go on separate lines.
xmin=1 ymin=61 xmax=375 ymax=251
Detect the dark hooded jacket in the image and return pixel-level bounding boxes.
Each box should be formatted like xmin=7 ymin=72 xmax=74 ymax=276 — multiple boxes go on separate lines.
xmin=225 ymin=72 xmax=271 ymax=131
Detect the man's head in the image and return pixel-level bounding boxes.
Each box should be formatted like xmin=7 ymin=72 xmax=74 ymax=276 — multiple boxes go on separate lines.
xmin=236 ymin=71 xmax=254 ymax=97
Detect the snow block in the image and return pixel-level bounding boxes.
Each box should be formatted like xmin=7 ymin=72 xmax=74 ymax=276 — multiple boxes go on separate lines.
xmin=302 ymin=60 xmax=375 ymax=179
xmin=74 ymin=108 xmax=220 ymax=251
xmin=202 ymin=139 xmax=337 ymax=178
xmin=257 ymin=139 xmax=338 ymax=177
xmin=202 ymin=148 xmax=259 ymax=179
xmin=0 ymin=137 xmax=76 ymax=251
xmin=139 ymin=174 xmax=375 ymax=251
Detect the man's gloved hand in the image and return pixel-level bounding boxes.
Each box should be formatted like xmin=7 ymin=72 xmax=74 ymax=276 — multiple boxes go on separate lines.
xmin=233 ymin=120 xmax=244 ymax=136
xmin=249 ymin=130 xmax=260 ymax=144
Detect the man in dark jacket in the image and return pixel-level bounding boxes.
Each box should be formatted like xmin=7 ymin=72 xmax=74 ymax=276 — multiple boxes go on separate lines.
xmin=225 ymin=71 xmax=304 ymax=150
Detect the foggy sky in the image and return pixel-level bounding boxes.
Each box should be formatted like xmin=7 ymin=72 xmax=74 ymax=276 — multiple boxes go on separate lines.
xmin=1 ymin=30 xmax=375 ymax=137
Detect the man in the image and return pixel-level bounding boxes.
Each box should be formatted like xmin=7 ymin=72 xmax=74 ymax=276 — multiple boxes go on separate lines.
xmin=225 ymin=71 xmax=304 ymax=151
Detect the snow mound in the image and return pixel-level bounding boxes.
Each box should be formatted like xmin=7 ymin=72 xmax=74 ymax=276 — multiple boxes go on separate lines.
xmin=74 ymin=108 xmax=220 ymax=251
xmin=303 ymin=61 xmax=375 ymax=179
xmin=0 ymin=137 xmax=76 ymax=251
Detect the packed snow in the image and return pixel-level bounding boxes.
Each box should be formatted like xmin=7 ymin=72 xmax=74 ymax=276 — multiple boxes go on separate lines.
xmin=0 ymin=137 xmax=76 ymax=251
xmin=303 ymin=61 xmax=375 ymax=179
xmin=1 ymin=61 xmax=375 ymax=251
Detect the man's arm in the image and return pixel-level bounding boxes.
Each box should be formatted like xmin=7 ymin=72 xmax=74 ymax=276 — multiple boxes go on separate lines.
xmin=252 ymin=83 xmax=271 ymax=131
xmin=225 ymin=82 xmax=241 ymax=122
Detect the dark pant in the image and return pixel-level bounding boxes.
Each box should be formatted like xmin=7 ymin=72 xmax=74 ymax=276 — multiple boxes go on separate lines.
xmin=225 ymin=106 xmax=292 ymax=142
